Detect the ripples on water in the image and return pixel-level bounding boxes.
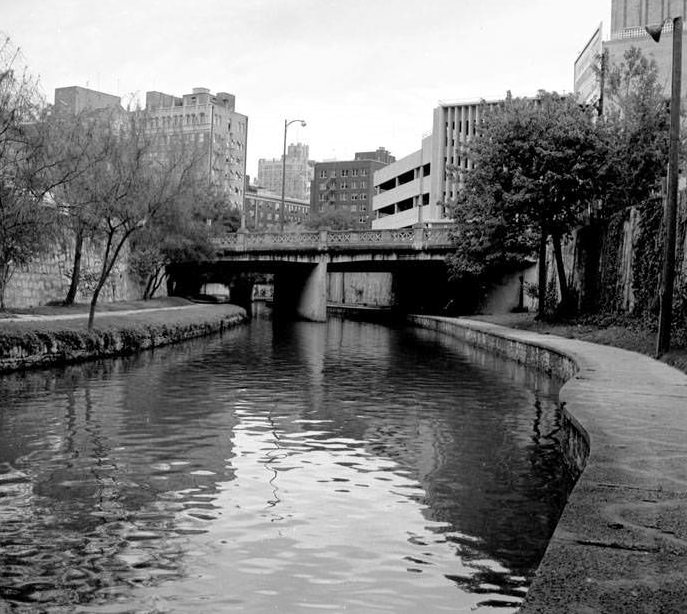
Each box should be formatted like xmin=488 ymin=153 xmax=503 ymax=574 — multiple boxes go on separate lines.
xmin=0 ymin=316 xmax=578 ymax=613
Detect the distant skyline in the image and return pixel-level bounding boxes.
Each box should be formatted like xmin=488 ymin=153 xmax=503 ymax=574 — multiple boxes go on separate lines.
xmin=3 ymin=0 xmax=611 ymax=178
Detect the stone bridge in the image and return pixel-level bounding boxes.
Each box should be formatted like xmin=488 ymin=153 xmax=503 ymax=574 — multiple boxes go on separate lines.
xmin=171 ymin=228 xmax=455 ymax=321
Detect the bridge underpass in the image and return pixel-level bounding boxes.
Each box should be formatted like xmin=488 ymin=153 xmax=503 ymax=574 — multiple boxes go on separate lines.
xmin=167 ymin=228 xmax=459 ymax=321
xmin=168 ymin=258 xmax=456 ymax=321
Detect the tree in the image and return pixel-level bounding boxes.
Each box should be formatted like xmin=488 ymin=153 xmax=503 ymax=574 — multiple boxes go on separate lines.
xmin=129 ymin=195 xmax=215 ymax=300
xmin=39 ymin=107 xmax=113 ymax=305
xmin=0 ymin=36 xmax=56 ymax=309
xmin=599 ymin=47 xmax=670 ymax=211
xmin=448 ymin=91 xmax=604 ymax=316
xmin=78 ymin=111 xmax=201 ymax=329
xmin=305 ymin=208 xmax=359 ymax=230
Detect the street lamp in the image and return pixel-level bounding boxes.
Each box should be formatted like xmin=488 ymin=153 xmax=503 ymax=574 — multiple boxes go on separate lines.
xmin=281 ymin=118 xmax=306 ymax=232
xmin=646 ymin=17 xmax=682 ymax=356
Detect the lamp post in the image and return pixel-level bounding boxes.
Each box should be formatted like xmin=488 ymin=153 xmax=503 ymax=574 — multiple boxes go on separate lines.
xmin=646 ymin=17 xmax=682 ymax=356
xmin=281 ymin=118 xmax=306 ymax=232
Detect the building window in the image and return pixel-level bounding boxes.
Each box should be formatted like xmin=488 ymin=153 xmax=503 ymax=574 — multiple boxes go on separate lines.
xmin=351 ymin=194 xmax=358 ymax=201
xmin=351 ymin=181 xmax=358 ymax=189
xmin=319 ymin=194 xmax=326 ymax=201
xmin=319 ymin=170 xmax=327 ymax=178
xmin=341 ymin=169 xmax=349 ymax=177
xmin=361 ymin=181 xmax=367 ymax=189
xmin=361 ymin=169 xmax=368 ymax=176
xmin=352 ymin=169 xmax=358 ymax=176
xmin=330 ymin=170 xmax=337 ymax=178
xmin=361 ymin=194 xmax=367 ymax=200
xmin=341 ymin=193 xmax=347 ymax=201
xmin=340 ymin=182 xmax=348 ymax=189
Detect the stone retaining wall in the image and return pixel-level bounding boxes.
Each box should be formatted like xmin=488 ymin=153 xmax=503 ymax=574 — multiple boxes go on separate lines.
xmin=0 ymin=307 xmax=246 ymax=374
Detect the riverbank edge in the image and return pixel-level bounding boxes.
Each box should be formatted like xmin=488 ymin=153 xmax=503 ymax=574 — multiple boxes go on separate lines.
xmin=409 ymin=315 xmax=687 ymax=613
xmin=0 ymin=305 xmax=247 ymax=374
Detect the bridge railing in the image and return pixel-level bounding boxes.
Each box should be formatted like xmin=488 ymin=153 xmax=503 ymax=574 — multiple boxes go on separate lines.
xmin=213 ymin=227 xmax=453 ymax=252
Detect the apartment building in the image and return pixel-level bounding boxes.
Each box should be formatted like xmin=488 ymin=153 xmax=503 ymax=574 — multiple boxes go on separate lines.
xmin=310 ymin=153 xmax=391 ymax=228
xmin=244 ymin=186 xmax=310 ymax=230
xmin=145 ymin=87 xmax=248 ymax=211
xmin=257 ymin=142 xmax=314 ymax=201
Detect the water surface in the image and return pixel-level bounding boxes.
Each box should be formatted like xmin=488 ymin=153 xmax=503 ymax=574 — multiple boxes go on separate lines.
xmin=0 ymin=317 xmax=576 ymax=613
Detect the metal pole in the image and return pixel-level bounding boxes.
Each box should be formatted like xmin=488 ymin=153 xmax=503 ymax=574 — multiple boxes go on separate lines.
xmin=656 ymin=15 xmax=682 ymax=357
xmin=418 ymin=146 xmax=424 ymax=226
xmin=280 ymin=119 xmax=287 ymax=232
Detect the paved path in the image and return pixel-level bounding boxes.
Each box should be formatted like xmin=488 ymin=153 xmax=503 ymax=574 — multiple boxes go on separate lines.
xmin=2 ymin=305 xmax=198 ymax=322
xmin=412 ymin=316 xmax=687 ymax=613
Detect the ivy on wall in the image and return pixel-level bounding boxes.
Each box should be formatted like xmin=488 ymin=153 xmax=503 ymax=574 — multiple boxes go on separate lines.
xmin=598 ymin=209 xmax=629 ymax=313
xmin=632 ymin=198 xmax=664 ymax=319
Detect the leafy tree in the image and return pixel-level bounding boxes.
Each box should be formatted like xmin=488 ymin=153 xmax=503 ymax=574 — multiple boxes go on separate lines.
xmin=305 ymin=208 xmax=359 ymax=230
xmin=129 ymin=196 xmax=215 ymax=300
xmin=599 ymin=46 xmax=670 ymax=212
xmin=448 ymin=91 xmax=604 ymax=316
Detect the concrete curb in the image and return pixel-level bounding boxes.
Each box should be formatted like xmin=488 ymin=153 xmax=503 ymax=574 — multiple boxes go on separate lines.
xmin=409 ymin=315 xmax=687 ymax=613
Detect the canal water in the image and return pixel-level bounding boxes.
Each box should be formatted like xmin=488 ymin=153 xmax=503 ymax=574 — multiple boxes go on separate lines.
xmin=0 ymin=317 xmax=577 ymax=613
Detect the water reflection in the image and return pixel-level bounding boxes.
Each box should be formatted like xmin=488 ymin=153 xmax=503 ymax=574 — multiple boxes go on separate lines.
xmin=0 ymin=317 xmax=576 ymax=613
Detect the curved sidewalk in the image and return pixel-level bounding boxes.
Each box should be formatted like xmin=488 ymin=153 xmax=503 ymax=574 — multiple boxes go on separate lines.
xmin=410 ymin=316 xmax=687 ymax=613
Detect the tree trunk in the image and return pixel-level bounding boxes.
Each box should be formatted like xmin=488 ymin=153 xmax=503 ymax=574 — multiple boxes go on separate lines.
xmin=552 ymin=232 xmax=571 ymax=314
xmin=64 ymin=226 xmax=84 ymax=305
xmin=87 ymin=284 xmax=102 ymax=331
xmin=149 ymin=267 xmax=166 ymax=299
xmin=143 ymin=272 xmax=155 ymax=300
xmin=537 ymin=230 xmax=548 ymax=318
xmin=0 ymin=262 xmax=14 ymax=311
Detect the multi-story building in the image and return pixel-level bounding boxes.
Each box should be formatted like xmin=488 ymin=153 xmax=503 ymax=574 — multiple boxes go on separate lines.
xmin=257 ymin=143 xmax=314 ymax=202
xmin=244 ymin=185 xmax=310 ymax=230
xmin=372 ymin=136 xmax=432 ymax=229
xmin=576 ymin=1 xmax=687 ymax=106
xmin=310 ymin=153 xmax=392 ymax=228
xmin=144 ymin=87 xmax=248 ymax=212
xmin=54 ymin=85 xmax=122 ymax=115
xmin=372 ymin=100 xmax=499 ymax=229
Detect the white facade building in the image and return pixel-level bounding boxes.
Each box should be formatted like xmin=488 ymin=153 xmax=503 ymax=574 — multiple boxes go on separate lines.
xmin=373 ymin=99 xmax=499 ymax=229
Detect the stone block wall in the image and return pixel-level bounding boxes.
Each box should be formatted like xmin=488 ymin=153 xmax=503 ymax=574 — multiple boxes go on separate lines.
xmin=4 ymin=235 xmax=140 ymax=309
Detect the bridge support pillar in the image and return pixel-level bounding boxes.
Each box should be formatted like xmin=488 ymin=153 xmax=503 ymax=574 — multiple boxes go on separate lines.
xmin=296 ymin=258 xmax=328 ymax=322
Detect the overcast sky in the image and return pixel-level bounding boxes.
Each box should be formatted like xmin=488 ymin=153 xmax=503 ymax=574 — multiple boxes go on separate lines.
xmin=3 ymin=0 xmax=610 ymax=178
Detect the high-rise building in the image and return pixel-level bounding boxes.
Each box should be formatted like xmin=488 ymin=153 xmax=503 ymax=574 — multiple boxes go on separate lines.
xmin=576 ymin=1 xmax=687 ymax=106
xmin=257 ymin=143 xmax=314 ymax=201
xmin=310 ymin=152 xmax=392 ymax=228
xmin=144 ymin=87 xmax=248 ymax=211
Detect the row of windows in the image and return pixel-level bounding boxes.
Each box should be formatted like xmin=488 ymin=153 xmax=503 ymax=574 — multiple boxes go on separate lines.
xmin=319 ymin=181 xmax=368 ymax=190
xmin=318 ymin=193 xmax=367 ymax=202
xmin=318 ymin=168 xmax=369 ymax=179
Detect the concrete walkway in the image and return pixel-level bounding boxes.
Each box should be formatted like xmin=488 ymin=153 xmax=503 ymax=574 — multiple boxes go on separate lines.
xmin=2 ymin=305 xmax=197 ymax=322
xmin=410 ymin=316 xmax=687 ymax=613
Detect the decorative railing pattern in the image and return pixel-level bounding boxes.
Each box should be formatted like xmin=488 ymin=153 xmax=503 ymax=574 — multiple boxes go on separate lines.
xmin=212 ymin=228 xmax=453 ymax=252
